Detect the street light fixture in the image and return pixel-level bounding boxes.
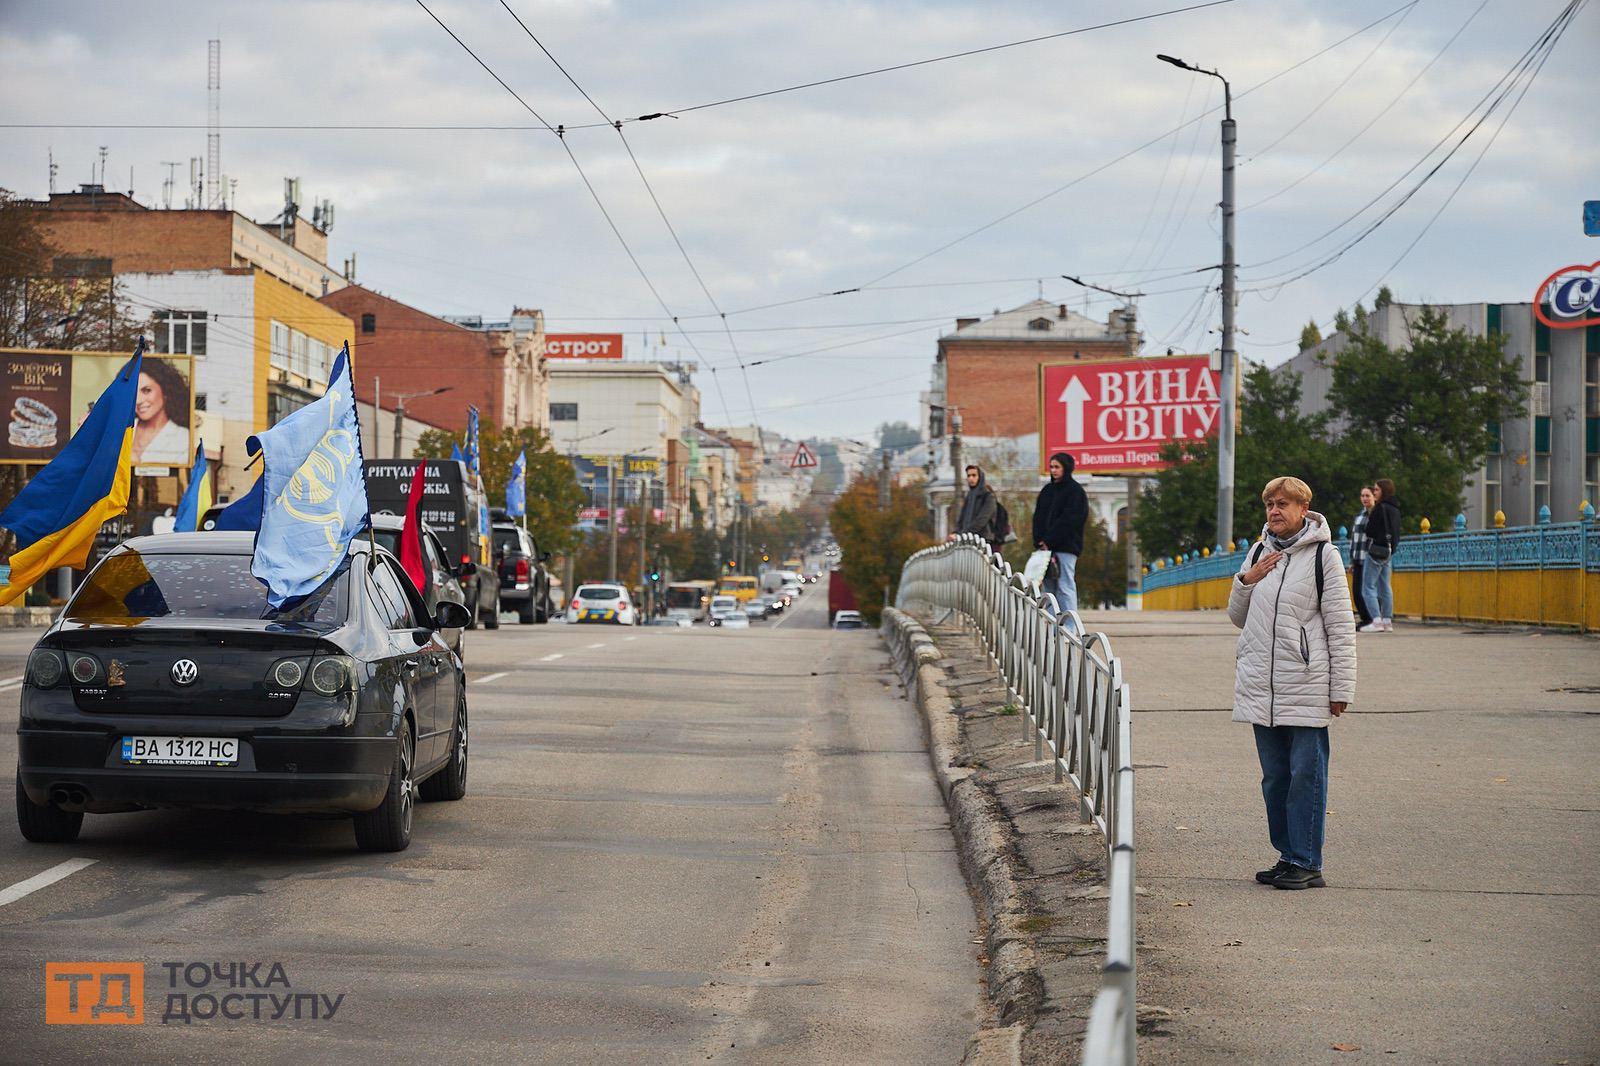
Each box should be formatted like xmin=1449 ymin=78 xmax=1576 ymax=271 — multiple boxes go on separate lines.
xmin=1157 ymin=51 xmax=1237 ymax=550
xmin=385 ymin=385 xmax=453 ymax=460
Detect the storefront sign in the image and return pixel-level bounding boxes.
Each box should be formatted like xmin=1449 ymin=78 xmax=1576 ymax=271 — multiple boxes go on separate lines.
xmin=545 ymin=334 xmax=624 ymax=359
xmin=1534 ymin=260 xmax=1600 ymax=329
xmin=0 ymin=349 xmax=194 ymax=466
xmin=1038 ymin=355 xmax=1220 ymax=475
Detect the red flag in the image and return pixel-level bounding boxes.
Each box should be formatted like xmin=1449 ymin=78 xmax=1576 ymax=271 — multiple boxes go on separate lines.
xmin=399 ymin=462 xmax=430 ymax=595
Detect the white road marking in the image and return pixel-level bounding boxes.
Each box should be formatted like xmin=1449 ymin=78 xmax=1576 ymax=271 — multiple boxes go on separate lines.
xmin=622 ymin=636 xmax=636 ymax=642
xmin=587 ymin=643 xmax=606 ymax=650
xmin=0 ymin=858 xmax=98 ymax=909
xmin=540 ymin=653 xmax=563 ymax=662
xmin=476 ymin=671 xmax=508 ymax=684
xmin=0 ymin=676 xmax=25 ymax=692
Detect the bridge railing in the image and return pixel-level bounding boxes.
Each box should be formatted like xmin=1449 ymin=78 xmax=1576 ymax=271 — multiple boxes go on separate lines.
xmin=896 ymin=533 xmax=1136 ymax=1064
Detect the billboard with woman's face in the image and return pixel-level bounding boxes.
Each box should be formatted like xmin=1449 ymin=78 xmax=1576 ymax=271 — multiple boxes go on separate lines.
xmin=0 ymin=349 xmax=193 ymax=467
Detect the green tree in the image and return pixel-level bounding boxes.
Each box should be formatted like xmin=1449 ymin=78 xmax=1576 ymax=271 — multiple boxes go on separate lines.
xmin=415 ymin=421 xmax=586 ymax=556
xmin=1326 ymin=306 xmax=1526 ymax=531
xmin=1298 ymin=319 xmax=1322 ymax=352
xmin=1076 ymin=516 xmax=1128 ymax=608
xmin=829 ymin=472 xmax=932 ymax=624
xmin=1373 ymin=285 xmax=1394 ymax=309
xmin=877 ymin=420 xmax=921 ymax=451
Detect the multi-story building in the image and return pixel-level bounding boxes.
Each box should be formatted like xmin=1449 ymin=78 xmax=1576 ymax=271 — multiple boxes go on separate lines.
xmin=547 ymin=361 xmax=702 ymax=528
xmin=1274 ymin=302 xmax=1600 ymax=528
xmin=687 ymin=426 xmax=742 ymax=531
xmin=318 ymin=288 xmax=549 ymax=443
xmin=922 ymin=299 xmax=1143 ymax=535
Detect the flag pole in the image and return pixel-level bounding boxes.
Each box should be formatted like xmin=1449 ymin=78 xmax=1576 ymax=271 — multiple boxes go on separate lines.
xmin=340 ymin=339 xmax=378 ymax=567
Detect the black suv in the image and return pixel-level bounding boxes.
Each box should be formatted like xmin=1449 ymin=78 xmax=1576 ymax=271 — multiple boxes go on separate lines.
xmin=492 ymin=523 xmax=553 ymax=624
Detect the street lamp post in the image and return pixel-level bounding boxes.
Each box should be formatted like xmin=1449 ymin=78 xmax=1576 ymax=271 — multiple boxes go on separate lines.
xmin=1158 ymin=53 xmax=1236 ymax=549
xmin=385 ymin=385 xmax=453 ymax=460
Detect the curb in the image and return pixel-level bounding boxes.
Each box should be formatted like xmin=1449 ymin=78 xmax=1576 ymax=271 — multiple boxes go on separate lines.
xmin=0 ymin=607 xmax=54 ymax=629
xmin=882 ymin=607 xmax=1039 ymax=1066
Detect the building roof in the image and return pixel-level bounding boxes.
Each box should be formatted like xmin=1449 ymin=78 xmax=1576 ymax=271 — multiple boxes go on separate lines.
xmin=941 ymin=299 xmax=1126 ymax=342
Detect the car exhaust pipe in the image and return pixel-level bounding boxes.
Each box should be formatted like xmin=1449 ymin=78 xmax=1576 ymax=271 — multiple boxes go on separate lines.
xmin=69 ymin=788 xmax=89 ymax=806
xmin=50 ymin=787 xmax=71 ymax=806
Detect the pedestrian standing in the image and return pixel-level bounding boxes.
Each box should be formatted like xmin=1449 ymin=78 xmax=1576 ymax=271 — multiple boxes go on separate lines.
xmin=1349 ymin=486 xmax=1375 ymax=629
xmin=1229 ymin=476 xmax=1356 ymax=890
xmin=1032 ymin=451 xmax=1088 ymax=617
xmin=951 ymin=464 xmax=1001 ymax=551
xmin=1360 ymin=477 xmax=1400 ymax=632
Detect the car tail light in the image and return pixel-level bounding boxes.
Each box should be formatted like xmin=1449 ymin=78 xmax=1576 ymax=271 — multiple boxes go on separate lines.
xmin=27 ymin=649 xmax=65 ymax=688
xmin=70 ymin=654 xmax=103 ymax=685
xmin=515 ymin=558 xmax=530 ymax=581
xmin=309 ymin=655 xmax=355 ymax=696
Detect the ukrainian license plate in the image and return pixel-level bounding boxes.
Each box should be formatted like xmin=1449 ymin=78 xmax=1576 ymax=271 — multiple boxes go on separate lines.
xmin=121 ymin=736 xmax=238 ymax=766
xmin=582 ymin=609 xmax=614 ymax=621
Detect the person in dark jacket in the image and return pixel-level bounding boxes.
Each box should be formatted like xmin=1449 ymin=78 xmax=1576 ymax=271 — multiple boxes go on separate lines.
xmin=1359 ymin=477 xmax=1400 ymax=632
xmin=952 ymin=464 xmax=1000 ymax=549
xmin=1032 ymin=451 xmax=1088 ymax=615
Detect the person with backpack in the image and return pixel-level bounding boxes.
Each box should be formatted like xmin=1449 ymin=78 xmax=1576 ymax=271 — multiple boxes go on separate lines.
xmin=951 ymin=464 xmax=1003 ymax=552
xmin=1359 ymin=477 xmax=1400 ymax=632
xmin=1229 ymin=476 xmax=1356 ymax=890
xmin=1033 ymin=451 xmax=1088 ymax=616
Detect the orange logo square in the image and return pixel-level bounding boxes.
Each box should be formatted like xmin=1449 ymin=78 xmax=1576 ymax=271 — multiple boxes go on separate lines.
xmin=45 ymin=962 xmax=144 ymax=1024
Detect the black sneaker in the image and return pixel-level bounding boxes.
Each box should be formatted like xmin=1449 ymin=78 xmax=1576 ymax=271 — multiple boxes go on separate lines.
xmin=1271 ymin=864 xmax=1326 ymax=890
xmin=1255 ymin=860 xmax=1292 ymax=885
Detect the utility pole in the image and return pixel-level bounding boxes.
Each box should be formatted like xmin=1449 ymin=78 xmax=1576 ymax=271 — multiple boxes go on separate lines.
xmin=392 ymin=393 xmax=404 ymax=464
xmin=607 ymin=456 xmax=618 ymax=583
xmin=638 ymin=474 xmax=649 ymax=616
xmin=1158 ymin=53 xmax=1236 ymax=549
xmin=880 ymin=449 xmax=892 ymax=608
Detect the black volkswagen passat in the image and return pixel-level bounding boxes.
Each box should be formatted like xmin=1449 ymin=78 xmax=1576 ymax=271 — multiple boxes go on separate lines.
xmin=14 ymin=532 xmax=472 ymax=852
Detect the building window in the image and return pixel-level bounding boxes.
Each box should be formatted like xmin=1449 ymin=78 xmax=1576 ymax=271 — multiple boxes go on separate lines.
xmin=270 ymin=321 xmax=290 ymax=371
xmin=1486 ymin=304 xmax=1502 ymax=335
xmin=291 ymin=331 xmax=310 ymax=379
xmin=1483 ymin=455 xmax=1502 ymax=520
xmin=152 ymin=310 xmax=208 ymax=356
xmin=52 ymin=256 xmax=111 ymax=277
xmin=1028 ymin=317 xmax=1052 ymax=331
xmin=361 ymin=313 xmax=376 ymax=334
xmin=309 ymin=339 xmax=332 ymax=383
xmin=1536 ymin=315 xmax=1551 ymax=354
xmin=549 ymin=402 xmax=578 ymax=421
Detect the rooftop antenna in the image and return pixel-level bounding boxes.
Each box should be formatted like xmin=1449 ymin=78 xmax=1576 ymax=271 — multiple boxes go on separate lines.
xmin=97 ymin=146 xmax=108 ymax=187
xmin=227 ymin=176 xmax=237 ymax=211
xmin=188 ymin=157 xmax=202 ymax=208
xmin=161 ymin=162 xmax=179 ymax=209
xmin=47 ymin=148 xmax=58 ymax=194
xmin=206 ymin=40 xmax=221 ymax=207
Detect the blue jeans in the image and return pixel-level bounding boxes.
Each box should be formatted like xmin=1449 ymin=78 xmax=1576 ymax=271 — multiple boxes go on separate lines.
xmin=1050 ymin=551 xmax=1078 ymax=617
xmin=1361 ymin=556 xmax=1393 ymax=620
xmin=1253 ymin=724 xmax=1330 ymax=871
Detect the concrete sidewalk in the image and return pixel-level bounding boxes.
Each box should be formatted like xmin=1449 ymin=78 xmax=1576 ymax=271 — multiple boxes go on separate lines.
xmin=1081 ymin=610 xmax=1600 ymax=1065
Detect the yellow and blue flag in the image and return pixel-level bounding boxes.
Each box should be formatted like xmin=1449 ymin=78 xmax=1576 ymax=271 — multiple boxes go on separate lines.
xmin=248 ymin=343 xmax=370 ymax=608
xmin=172 ymin=440 xmax=212 ymax=533
xmin=0 ymin=342 xmax=144 ymax=606
xmin=506 ymin=448 xmax=526 ymax=517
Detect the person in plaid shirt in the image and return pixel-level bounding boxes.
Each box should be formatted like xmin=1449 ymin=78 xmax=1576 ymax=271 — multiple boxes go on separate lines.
xmin=1349 ymin=486 xmax=1375 ymax=630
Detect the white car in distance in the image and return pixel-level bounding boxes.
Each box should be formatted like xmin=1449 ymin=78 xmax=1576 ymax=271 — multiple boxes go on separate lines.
xmin=566 ymin=583 xmax=637 ymax=626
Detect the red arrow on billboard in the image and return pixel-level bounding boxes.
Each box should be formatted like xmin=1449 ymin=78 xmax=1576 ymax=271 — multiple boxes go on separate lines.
xmin=789 ymin=441 xmax=818 ymax=469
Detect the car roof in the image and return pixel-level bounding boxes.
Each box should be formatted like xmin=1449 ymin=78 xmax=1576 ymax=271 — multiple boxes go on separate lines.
xmin=115 ymin=530 xmax=381 ymax=559
xmin=576 ymin=582 xmax=625 ymax=590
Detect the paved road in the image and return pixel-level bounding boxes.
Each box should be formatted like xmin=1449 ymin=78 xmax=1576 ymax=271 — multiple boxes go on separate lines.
xmin=0 ymin=587 xmax=980 ymax=1062
xmin=1082 ymin=610 xmax=1600 ymax=1065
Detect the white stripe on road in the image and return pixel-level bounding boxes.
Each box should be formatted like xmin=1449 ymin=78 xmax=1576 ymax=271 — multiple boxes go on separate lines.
xmin=540 ymin=653 xmax=563 ymax=662
xmin=0 ymin=858 xmax=98 ymax=909
xmin=622 ymin=636 xmax=636 ymax=642
xmin=586 ymin=643 xmax=606 ymax=650
xmin=476 ymin=671 xmax=508 ymax=684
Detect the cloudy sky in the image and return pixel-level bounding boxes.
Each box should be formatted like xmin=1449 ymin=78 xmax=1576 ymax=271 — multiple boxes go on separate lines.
xmin=2 ymin=0 xmax=1594 ymax=441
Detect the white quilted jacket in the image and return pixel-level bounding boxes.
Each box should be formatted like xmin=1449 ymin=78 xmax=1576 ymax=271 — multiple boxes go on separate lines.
xmin=1227 ymin=511 xmax=1357 ymax=727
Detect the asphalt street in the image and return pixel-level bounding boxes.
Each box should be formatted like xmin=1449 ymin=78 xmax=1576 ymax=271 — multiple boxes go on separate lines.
xmin=0 ymin=587 xmax=981 ymax=1063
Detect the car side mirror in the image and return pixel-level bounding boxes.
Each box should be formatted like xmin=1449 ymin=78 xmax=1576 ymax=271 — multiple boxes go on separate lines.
xmin=457 ymin=560 xmax=477 ymax=579
xmin=434 ymin=601 xmax=472 ymax=630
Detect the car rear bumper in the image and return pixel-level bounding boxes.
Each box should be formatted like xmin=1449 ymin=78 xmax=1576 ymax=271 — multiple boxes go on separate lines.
xmin=18 ymin=729 xmax=394 ymax=814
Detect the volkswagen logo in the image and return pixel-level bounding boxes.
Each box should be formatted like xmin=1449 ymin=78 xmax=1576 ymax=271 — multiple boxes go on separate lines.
xmin=170 ymin=659 xmax=199 ymax=686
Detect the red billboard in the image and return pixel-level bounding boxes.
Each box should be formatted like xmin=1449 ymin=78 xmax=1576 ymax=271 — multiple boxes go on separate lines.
xmin=545 ymin=333 xmax=624 ymax=359
xmin=1038 ymin=355 xmax=1220 ymax=475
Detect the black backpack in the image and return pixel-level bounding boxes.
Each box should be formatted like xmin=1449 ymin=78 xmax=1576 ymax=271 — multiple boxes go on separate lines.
xmin=1250 ymin=540 xmax=1326 ymax=610
xmin=992 ymin=501 xmax=1012 ymax=543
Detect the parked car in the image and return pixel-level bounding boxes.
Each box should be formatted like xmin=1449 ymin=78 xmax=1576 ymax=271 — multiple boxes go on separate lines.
xmin=707 ymin=596 xmax=740 ymax=628
xmin=368 ymin=513 xmax=468 ymax=660
xmin=743 ymin=599 xmax=769 ymax=621
xmin=566 ymin=583 xmax=637 ymax=626
xmin=492 ymin=522 xmax=553 ymax=624
xmin=14 ymin=532 xmax=472 ymax=853
xmin=832 ymin=609 xmax=865 ymax=630
xmin=716 ymin=612 xmax=750 ymax=630
xmin=364 ymin=459 xmax=500 ymax=630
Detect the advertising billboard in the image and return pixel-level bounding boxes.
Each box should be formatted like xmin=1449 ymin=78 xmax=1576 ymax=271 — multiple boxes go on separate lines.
xmin=1038 ymin=354 xmax=1220 ymax=475
xmin=1533 ymin=259 xmax=1600 ymax=330
xmin=545 ymin=334 xmax=624 ymax=359
xmin=1 ymin=348 xmax=194 ymax=467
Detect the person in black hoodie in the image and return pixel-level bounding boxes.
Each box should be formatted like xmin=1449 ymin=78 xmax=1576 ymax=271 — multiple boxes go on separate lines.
xmin=952 ymin=464 xmax=1000 ymax=550
xmin=1359 ymin=477 xmax=1400 ymax=631
xmin=1033 ymin=451 xmax=1088 ymax=616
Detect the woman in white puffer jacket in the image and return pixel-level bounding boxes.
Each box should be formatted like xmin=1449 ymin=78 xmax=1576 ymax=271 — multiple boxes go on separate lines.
xmin=1228 ymin=476 xmax=1357 ymax=890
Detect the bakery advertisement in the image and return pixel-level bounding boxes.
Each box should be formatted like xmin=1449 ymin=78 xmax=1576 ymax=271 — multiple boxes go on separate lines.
xmin=0 ymin=351 xmax=71 ymax=463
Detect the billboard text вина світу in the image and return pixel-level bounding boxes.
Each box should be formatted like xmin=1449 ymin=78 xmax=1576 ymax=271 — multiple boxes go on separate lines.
xmin=1038 ymin=355 xmax=1220 ymax=475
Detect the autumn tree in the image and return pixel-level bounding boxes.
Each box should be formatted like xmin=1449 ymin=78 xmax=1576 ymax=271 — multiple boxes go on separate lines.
xmin=828 ymin=471 xmax=933 ymax=624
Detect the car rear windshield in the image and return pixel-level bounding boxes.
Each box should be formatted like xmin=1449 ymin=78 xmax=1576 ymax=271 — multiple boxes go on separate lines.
xmin=371 ymin=529 xmax=401 ymax=556
xmin=577 ymin=587 xmax=621 ymax=601
xmin=493 ymin=528 xmax=522 ymax=553
xmin=67 ymin=551 xmax=348 ymax=626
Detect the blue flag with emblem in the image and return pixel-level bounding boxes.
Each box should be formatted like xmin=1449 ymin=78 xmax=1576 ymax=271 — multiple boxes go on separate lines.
xmin=450 ymin=442 xmax=467 ymax=464
xmin=247 ymin=343 xmax=369 ymax=608
xmin=506 ymin=448 xmax=526 ymax=518
xmin=465 ymin=405 xmax=480 ymax=477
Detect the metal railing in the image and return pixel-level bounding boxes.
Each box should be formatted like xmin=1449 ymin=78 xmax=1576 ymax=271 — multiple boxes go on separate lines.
xmin=896 ymin=533 xmax=1136 ymax=1064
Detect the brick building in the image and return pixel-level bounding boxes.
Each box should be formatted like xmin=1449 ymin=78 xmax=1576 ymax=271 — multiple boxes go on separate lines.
xmin=318 ymin=286 xmax=549 ymax=446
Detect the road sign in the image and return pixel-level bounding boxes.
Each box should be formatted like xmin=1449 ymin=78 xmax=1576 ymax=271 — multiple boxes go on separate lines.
xmin=789 ymin=441 xmax=818 ymax=469
xmin=1038 ymin=355 xmax=1220 ymax=475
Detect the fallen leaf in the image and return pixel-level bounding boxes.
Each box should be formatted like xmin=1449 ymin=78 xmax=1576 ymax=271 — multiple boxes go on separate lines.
xmin=1493 ymin=777 xmax=1509 ymax=784
xmin=1220 ymin=940 xmax=1243 ymax=947
xmin=1175 ymin=825 xmax=1189 ymax=831
xmin=1173 ymin=901 xmax=1194 ymax=907
xmin=1331 ymin=1044 xmax=1362 ymax=1053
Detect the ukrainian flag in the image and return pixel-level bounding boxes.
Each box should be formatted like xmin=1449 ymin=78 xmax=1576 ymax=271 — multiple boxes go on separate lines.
xmin=0 ymin=343 xmax=143 ymax=606
xmin=172 ymin=440 xmax=212 ymax=533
